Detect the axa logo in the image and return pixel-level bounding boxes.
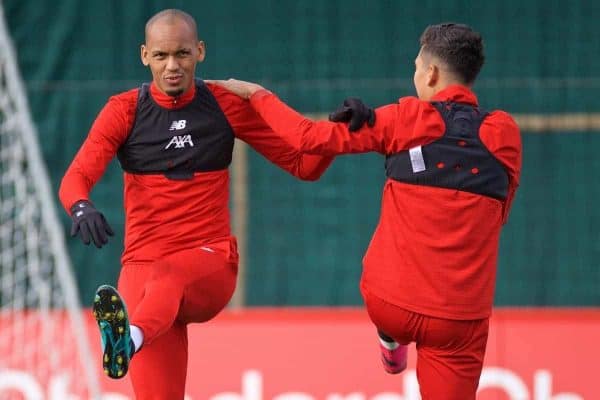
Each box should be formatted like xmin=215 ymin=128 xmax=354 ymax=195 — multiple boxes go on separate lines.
xmin=169 ymin=119 xmax=187 ymax=131
xmin=165 ymin=134 xmax=194 ymax=149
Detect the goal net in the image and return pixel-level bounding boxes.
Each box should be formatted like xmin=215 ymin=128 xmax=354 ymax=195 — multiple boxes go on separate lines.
xmin=0 ymin=5 xmax=101 ymax=400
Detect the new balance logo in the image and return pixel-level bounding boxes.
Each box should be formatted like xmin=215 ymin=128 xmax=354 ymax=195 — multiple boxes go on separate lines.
xmin=165 ymin=135 xmax=194 ymax=149
xmin=169 ymin=120 xmax=187 ymax=131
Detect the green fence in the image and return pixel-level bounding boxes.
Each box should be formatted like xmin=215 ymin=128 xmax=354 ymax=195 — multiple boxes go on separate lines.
xmin=5 ymin=0 xmax=600 ymax=305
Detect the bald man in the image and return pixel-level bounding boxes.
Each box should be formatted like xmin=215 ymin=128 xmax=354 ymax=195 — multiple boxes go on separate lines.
xmin=59 ymin=9 xmax=333 ymax=399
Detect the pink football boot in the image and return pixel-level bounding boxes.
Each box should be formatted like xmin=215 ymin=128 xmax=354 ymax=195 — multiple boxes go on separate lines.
xmin=380 ymin=342 xmax=408 ymax=374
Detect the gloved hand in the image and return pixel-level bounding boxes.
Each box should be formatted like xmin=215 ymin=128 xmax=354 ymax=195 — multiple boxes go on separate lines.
xmin=70 ymin=200 xmax=114 ymax=248
xmin=328 ymin=97 xmax=376 ymax=132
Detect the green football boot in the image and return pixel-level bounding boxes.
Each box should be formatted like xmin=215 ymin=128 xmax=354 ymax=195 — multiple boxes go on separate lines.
xmin=93 ymin=285 xmax=133 ymax=379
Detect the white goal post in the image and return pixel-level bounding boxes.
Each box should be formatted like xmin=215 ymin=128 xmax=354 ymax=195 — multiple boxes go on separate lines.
xmin=0 ymin=4 xmax=101 ymax=399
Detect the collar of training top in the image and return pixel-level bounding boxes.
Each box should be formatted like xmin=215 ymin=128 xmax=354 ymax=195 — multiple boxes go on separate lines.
xmin=431 ymin=84 xmax=478 ymax=106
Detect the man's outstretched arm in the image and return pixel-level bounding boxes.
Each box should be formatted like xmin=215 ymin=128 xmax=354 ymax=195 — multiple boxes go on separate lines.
xmin=206 ymin=82 xmax=334 ymax=181
xmin=206 ymin=79 xmax=394 ymax=156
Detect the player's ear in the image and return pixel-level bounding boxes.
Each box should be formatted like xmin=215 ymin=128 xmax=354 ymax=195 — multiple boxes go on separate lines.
xmin=196 ymin=41 xmax=206 ymax=63
xmin=140 ymin=44 xmax=149 ymax=66
xmin=427 ymin=63 xmax=439 ymax=87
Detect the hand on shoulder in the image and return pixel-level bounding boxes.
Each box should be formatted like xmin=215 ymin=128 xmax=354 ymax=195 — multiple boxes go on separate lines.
xmin=204 ymin=78 xmax=265 ymax=100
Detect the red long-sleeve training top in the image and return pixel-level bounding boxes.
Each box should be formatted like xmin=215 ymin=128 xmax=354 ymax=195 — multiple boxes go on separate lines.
xmin=59 ymin=82 xmax=333 ymax=266
xmin=248 ymin=85 xmax=522 ymax=319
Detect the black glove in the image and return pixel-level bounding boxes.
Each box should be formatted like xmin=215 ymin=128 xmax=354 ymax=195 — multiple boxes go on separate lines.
xmin=328 ymin=97 xmax=376 ymax=132
xmin=69 ymin=200 xmax=114 ymax=248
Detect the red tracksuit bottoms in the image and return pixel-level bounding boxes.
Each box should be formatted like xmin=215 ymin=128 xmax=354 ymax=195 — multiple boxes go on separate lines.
xmin=117 ymin=245 xmax=237 ymax=400
xmin=363 ymin=288 xmax=489 ymax=400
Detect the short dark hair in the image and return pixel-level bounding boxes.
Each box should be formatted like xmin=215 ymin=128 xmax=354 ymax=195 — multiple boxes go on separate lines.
xmin=419 ymin=23 xmax=484 ymax=84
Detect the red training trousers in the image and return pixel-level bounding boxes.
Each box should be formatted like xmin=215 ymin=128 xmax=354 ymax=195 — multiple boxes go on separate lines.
xmin=117 ymin=242 xmax=237 ymax=400
xmin=363 ymin=289 xmax=489 ymax=400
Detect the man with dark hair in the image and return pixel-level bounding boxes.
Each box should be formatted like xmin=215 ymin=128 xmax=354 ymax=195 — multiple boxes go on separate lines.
xmin=59 ymin=8 xmax=333 ymax=399
xmin=209 ymin=22 xmax=522 ymax=399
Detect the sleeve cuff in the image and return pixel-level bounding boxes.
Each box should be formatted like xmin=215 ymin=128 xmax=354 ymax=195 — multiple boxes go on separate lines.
xmin=249 ymin=89 xmax=273 ymax=103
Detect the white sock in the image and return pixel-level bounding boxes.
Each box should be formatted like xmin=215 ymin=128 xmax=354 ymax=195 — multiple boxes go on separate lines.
xmin=379 ymin=337 xmax=400 ymax=350
xmin=130 ymin=325 xmax=144 ymax=353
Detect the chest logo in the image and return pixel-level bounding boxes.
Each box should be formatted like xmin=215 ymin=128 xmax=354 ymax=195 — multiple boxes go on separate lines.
xmin=165 ymin=134 xmax=194 ymax=149
xmin=169 ymin=119 xmax=187 ymax=131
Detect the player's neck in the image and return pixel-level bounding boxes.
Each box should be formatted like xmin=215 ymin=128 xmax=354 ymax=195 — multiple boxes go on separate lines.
xmin=149 ymin=82 xmax=196 ymax=109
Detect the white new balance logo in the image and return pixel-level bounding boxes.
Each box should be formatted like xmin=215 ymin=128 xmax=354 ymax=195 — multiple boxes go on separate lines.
xmin=169 ymin=120 xmax=187 ymax=130
xmin=165 ymin=134 xmax=194 ymax=149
